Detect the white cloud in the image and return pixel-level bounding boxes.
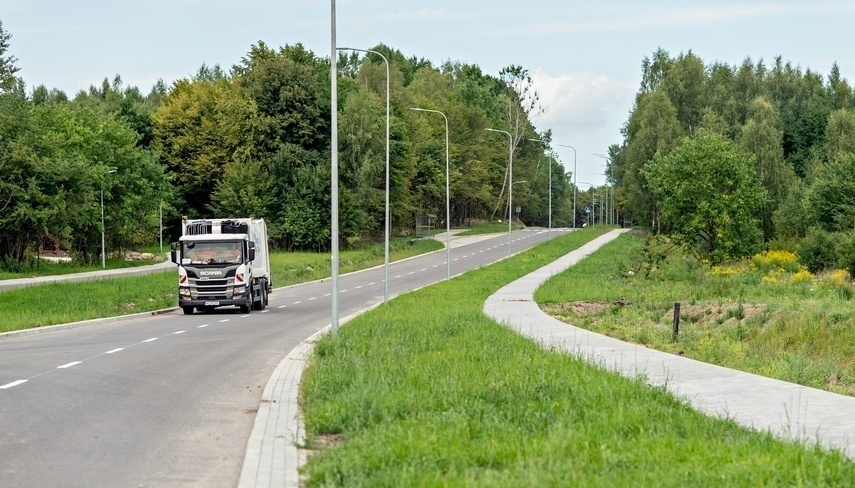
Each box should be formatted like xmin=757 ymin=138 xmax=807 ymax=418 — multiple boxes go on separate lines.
xmin=532 ymin=68 xmax=632 ymax=129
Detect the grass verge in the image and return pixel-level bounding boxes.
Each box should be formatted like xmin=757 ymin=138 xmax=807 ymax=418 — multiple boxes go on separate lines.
xmin=535 ymin=232 xmax=855 ymax=396
xmin=0 ymin=271 xmax=177 ymax=333
xmin=300 ymin=228 xmax=855 ymax=485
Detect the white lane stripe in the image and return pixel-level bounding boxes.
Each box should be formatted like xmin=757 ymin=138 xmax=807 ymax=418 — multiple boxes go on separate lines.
xmin=197 ymin=324 xmax=210 ymax=328
xmin=354 ymin=286 xmax=362 ymax=289
xmin=1 ymin=380 xmax=27 ymax=389
xmin=324 ymin=293 xmax=331 ymax=297
xmin=278 ymin=305 xmax=286 ymax=309
xmin=293 ymin=301 xmax=301 ymax=304
xmin=395 ymin=275 xmax=402 ymax=279
xmin=219 ymin=319 xmax=230 ymax=323
xmin=368 ymin=282 xmax=375 ymax=286
xmin=261 ymin=310 xmax=270 ymax=313
xmin=407 ymin=272 xmax=414 ymax=275
xmin=143 ymin=338 xmax=158 ymax=343
xmin=341 ymin=289 xmax=347 ymax=293
xmin=309 ymin=296 xmax=317 ymax=300
xmin=105 ymin=348 xmax=124 ymax=354
xmin=432 ymin=265 xmax=439 ymax=268
xmin=420 ymin=268 xmax=427 ymax=272
xmin=241 ymin=314 xmax=250 ymax=318
xmin=57 ymin=361 xmax=81 ymax=369
xmin=173 ymin=330 xmax=186 ymax=335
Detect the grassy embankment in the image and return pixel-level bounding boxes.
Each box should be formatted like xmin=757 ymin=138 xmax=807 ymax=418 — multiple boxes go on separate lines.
xmin=0 ymin=237 xmax=443 ymax=333
xmin=536 ymin=232 xmax=855 ymax=396
xmin=299 ymin=228 xmax=855 ymax=486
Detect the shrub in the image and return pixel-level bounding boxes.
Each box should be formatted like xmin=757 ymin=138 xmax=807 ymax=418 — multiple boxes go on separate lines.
xmin=750 ymin=250 xmax=799 ymax=274
xmin=834 ymin=230 xmax=855 ymax=278
xmin=798 ymin=228 xmax=838 ymax=273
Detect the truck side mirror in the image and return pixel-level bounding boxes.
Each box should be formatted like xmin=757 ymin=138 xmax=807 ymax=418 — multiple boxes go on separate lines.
xmin=170 ymin=250 xmax=177 ymax=264
xmin=248 ymin=241 xmax=256 ymax=262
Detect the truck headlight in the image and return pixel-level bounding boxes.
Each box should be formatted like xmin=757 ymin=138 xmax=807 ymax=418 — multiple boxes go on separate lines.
xmin=180 ymin=288 xmax=191 ymax=297
xmin=233 ymin=286 xmax=246 ymax=296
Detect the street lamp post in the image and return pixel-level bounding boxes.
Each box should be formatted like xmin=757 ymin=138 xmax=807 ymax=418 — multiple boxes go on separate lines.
xmin=594 ymin=153 xmax=611 ymax=226
xmin=577 ymin=181 xmax=596 ymax=227
xmin=528 ymin=138 xmax=553 ymax=240
xmin=557 ymin=144 xmax=577 ymax=228
xmin=411 ymin=108 xmax=451 ymax=281
xmin=100 ymin=169 xmax=116 ymax=268
xmin=330 ymin=0 xmax=340 ymax=333
xmin=339 ymin=47 xmax=391 ymax=301
xmin=486 ymin=128 xmax=513 ymax=257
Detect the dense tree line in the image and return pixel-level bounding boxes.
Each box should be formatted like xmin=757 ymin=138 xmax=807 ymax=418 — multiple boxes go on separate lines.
xmin=0 ymin=21 xmax=572 ymax=267
xmin=611 ymin=48 xmax=855 ymax=267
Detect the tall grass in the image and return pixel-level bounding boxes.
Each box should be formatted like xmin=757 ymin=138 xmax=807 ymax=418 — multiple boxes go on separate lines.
xmin=300 ymin=228 xmax=855 ymax=485
xmin=536 ymin=233 xmax=855 ymax=397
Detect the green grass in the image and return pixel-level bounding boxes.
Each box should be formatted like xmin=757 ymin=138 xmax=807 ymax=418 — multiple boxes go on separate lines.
xmin=454 ymin=222 xmax=525 ymax=236
xmin=535 ymin=233 xmax=855 ymax=397
xmin=0 ymin=255 xmax=165 ymax=280
xmin=0 ymin=271 xmax=177 ymax=333
xmin=0 ymin=237 xmax=444 ymax=333
xmin=300 ymin=228 xmax=855 ymax=486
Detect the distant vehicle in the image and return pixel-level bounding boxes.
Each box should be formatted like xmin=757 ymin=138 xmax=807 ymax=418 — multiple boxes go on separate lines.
xmin=171 ymin=217 xmax=271 ymax=315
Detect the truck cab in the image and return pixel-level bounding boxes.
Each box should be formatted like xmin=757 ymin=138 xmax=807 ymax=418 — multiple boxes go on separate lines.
xmin=171 ymin=218 xmax=270 ymax=315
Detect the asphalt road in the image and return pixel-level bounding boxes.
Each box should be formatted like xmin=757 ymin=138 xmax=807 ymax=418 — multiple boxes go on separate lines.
xmin=0 ymin=228 xmax=562 ymax=487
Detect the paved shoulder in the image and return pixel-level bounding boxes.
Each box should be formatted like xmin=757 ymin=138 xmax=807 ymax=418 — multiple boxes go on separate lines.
xmin=484 ymin=229 xmax=855 ymax=460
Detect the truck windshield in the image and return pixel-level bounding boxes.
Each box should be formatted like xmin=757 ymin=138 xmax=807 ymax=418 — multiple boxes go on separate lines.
xmin=182 ymin=241 xmax=243 ymax=265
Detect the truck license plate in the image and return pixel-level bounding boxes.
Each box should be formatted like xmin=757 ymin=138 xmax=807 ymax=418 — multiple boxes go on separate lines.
xmin=204 ymin=301 xmax=220 ymax=306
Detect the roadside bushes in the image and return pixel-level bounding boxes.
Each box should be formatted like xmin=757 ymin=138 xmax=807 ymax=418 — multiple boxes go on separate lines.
xmin=798 ymin=228 xmax=855 ymax=276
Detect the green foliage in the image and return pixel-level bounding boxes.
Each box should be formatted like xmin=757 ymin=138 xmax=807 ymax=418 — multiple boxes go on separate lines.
xmin=773 ymin=179 xmax=810 ymax=240
xmin=798 ymin=228 xmax=838 ymax=273
xmin=302 ymin=230 xmax=855 ymax=485
xmin=645 ymin=130 xmax=765 ymax=263
xmin=806 ymin=153 xmax=855 ymax=232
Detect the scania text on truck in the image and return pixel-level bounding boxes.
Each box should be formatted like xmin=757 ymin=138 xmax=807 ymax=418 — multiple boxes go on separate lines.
xmin=170 ymin=217 xmax=271 ymax=315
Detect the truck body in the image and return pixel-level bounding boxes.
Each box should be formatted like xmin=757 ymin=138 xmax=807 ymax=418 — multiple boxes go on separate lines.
xmin=171 ymin=217 xmax=271 ymax=315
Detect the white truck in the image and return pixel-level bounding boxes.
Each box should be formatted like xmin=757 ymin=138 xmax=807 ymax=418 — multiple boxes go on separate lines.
xmin=170 ymin=217 xmax=271 ymax=315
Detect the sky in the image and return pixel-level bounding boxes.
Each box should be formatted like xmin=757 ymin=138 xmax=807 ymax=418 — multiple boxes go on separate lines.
xmin=4 ymin=0 xmax=855 ymax=186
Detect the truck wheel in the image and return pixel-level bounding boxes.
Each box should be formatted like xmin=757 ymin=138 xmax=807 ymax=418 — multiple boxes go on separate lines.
xmin=259 ymin=282 xmax=267 ymax=310
xmin=241 ymin=291 xmax=252 ymax=314
xmin=182 ymin=306 xmax=194 ymax=315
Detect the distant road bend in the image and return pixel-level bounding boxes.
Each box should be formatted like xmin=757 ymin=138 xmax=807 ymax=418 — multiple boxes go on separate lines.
xmin=0 ymin=228 xmax=564 ymax=487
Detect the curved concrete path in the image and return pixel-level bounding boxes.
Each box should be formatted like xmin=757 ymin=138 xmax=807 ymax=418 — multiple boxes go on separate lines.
xmin=484 ymin=229 xmax=855 ymax=460
xmin=0 ymin=259 xmax=175 ymax=291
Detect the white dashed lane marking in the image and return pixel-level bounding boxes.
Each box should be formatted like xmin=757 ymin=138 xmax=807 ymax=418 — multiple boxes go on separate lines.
xmin=241 ymin=314 xmax=250 ymax=318
xmin=172 ymin=330 xmax=186 ymax=335
xmin=368 ymin=282 xmax=375 ymax=286
xmin=143 ymin=338 xmax=158 ymax=343
xmin=219 ymin=319 xmax=230 ymax=323
xmin=57 ymin=361 xmax=81 ymax=369
xmin=278 ymin=305 xmax=286 ymax=309
xmin=261 ymin=310 xmax=270 ymax=313
xmin=324 ymin=293 xmax=331 ymax=297
xmin=309 ymin=297 xmax=317 ymax=300
xmin=1 ymin=380 xmax=27 ymax=389
xmin=105 ymin=348 xmax=124 ymax=354
xmin=293 ymin=301 xmax=302 ymax=304
xmin=421 ymin=269 xmax=427 ymax=272
xmin=197 ymin=324 xmax=210 ymax=328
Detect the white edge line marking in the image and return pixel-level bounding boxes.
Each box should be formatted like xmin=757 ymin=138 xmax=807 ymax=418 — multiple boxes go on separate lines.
xmin=1 ymin=380 xmax=27 ymax=389
xmin=105 ymin=348 xmax=124 ymax=354
xmin=173 ymin=330 xmax=186 ymax=335
xmin=57 ymin=361 xmax=82 ymax=369
xmin=197 ymin=324 xmax=210 ymax=328
xmin=143 ymin=338 xmax=158 ymax=343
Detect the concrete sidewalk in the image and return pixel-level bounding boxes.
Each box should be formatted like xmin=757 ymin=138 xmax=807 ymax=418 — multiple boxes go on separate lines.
xmin=0 ymin=259 xmax=176 ymax=291
xmin=484 ymin=229 xmax=855 ymax=460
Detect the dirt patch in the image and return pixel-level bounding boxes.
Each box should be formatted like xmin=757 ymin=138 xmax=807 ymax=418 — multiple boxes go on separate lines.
xmin=542 ymin=298 xmax=630 ymax=317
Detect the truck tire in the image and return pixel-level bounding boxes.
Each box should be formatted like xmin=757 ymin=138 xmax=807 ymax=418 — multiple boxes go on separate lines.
xmin=240 ymin=291 xmax=252 ymax=314
xmin=182 ymin=306 xmax=194 ymax=315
